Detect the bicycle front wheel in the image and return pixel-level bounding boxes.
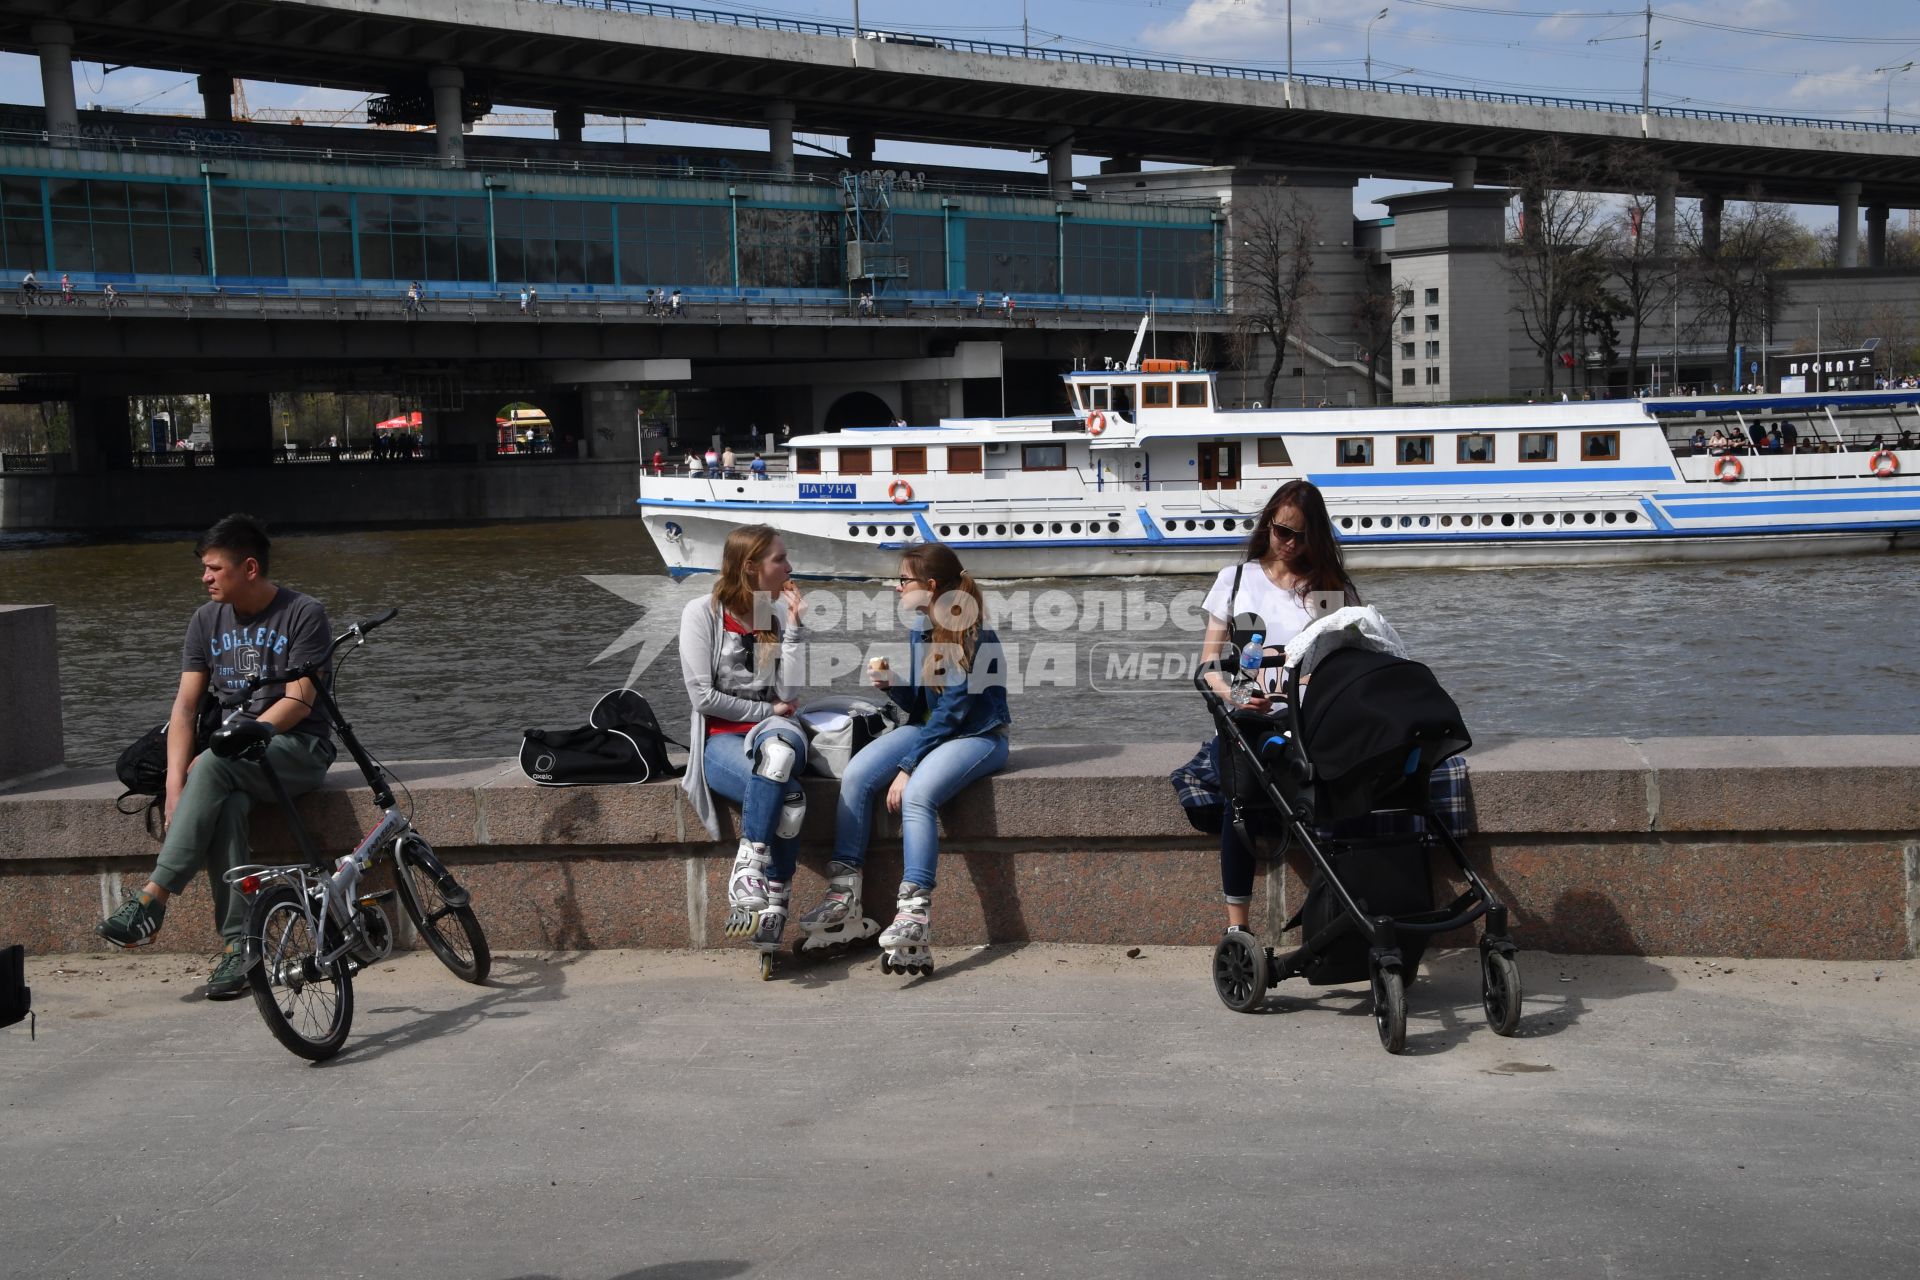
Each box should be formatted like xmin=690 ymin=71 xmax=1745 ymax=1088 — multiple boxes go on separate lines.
xmin=246 ymin=884 xmax=353 ymax=1061
xmin=393 ymin=835 xmax=491 ymax=983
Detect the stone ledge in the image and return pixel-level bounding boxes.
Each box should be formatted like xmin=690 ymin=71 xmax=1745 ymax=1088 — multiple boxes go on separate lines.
xmin=4 ymin=737 xmax=1919 ymax=859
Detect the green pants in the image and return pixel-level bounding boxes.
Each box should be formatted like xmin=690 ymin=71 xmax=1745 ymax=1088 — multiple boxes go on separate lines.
xmin=152 ymin=731 xmax=336 ymax=944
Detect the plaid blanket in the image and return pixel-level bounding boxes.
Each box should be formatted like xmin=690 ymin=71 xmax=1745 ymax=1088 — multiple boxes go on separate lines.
xmin=1170 ymin=738 xmax=1472 ymax=838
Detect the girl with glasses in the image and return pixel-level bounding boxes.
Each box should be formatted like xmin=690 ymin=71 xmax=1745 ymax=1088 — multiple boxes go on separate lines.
xmin=679 ymin=524 xmax=813 ymax=962
xmin=796 ymin=543 xmax=1012 ymax=976
xmin=1198 ymin=480 xmax=1358 ymax=938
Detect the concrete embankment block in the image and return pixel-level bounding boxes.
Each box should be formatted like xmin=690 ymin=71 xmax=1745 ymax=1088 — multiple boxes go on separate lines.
xmin=0 ymin=604 xmax=63 ymax=787
xmin=2 ymin=737 xmax=1916 ymax=961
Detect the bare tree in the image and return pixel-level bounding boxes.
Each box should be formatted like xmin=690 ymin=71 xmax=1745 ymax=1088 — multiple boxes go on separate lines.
xmin=1594 ymin=147 xmax=1676 ymax=395
xmin=1869 ymin=300 xmax=1918 ymax=380
xmin=1350 ymin=275 xmax=1408 ymax=405
xmin=1228 ymin=179 xmax=1320 ymax=409
xmin=1686 ymin=197 xmax=1801 ymax=388
xmin=1506 ymin=140 xmax=1607 ymax=396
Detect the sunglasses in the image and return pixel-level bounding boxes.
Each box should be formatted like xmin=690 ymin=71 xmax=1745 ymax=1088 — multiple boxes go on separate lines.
xmin=1270 ymin=523 xmax=1305 ymax=543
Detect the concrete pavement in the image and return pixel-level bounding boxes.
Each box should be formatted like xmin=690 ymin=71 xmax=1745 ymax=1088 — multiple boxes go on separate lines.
xmin=4 ymin=944 xmax=1919 ymax=1280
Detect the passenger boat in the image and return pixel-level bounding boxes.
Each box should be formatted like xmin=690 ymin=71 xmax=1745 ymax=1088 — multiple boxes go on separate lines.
xmin=637 ymin=326 xmax=1920 ymax=579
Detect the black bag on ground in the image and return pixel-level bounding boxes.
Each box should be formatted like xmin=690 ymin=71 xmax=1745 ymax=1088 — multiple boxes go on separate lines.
xmin=518 ymin=690 xmax=684 ymax=786
xmin=1 ymin=943 xmax=30 ymax=1031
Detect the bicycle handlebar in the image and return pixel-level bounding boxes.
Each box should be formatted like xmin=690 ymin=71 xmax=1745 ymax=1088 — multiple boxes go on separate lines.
xmin=241 ymin=607 xmax=399 ymax=692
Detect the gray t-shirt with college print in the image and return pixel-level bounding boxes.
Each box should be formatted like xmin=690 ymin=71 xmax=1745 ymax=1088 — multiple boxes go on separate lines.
xmin=181 ymin=586 xmax=333 ymax=740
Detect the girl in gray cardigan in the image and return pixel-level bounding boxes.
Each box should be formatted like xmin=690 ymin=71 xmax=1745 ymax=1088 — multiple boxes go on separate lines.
xmin=679 ymin=524 xmax=811 ymax=955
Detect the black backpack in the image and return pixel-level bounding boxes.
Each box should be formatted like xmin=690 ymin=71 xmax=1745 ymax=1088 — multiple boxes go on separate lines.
xmin=1 ymin=944 xmax=30 ymax=1035
xmin=518 ymin=690 xmax=684 ymax=787
xmin=115 ymin=693 xmax=224 ymax=837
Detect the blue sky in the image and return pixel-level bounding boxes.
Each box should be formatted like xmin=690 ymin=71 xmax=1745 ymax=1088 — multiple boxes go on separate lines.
xmin=5 ymin=0 xmax=1919 ymax=216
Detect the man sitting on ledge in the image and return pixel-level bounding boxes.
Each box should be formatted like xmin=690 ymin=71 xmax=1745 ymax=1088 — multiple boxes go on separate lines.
xmin=94 ymin=513 xmax=338 ymax=999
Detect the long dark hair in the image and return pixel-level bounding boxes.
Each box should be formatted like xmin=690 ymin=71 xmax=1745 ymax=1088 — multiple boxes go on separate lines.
xmin=900 ymin=542 xmax=988 ymax=689
xmin=1241 ymin=479 xmax=1359 ymax=604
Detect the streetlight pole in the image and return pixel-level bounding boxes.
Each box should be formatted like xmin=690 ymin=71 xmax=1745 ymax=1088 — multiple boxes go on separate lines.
xmin=1366 ymin=8 xmax=1388 ymax=83
xmin=1640 ymin=0 xmax=1652 ymax=114
xmin=852 ymin=0 xmax=860 ymax=36
xmin=1875 ymin=60 xmax=1914 ymax=125
xmin=1022 ymin=0 xmax=1029 ymax=49
xmin=1286 ymin=0 xmax=1293 ymax=89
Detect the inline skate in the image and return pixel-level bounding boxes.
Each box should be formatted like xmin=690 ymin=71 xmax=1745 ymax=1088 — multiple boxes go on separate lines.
xmin=878 ymin=882 xmax=933 ymax=977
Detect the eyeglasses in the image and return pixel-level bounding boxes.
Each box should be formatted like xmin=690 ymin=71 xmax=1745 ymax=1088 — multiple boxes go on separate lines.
xmin=895 ymin=575 xmax=928 ymax=588
xmin=1270 ymin=523 xmax=1305 ymax=543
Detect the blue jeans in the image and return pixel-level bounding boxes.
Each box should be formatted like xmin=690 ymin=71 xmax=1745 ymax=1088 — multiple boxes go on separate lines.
xmin=701 ymin=724 xmax=809 ymax=883
xmin=832 ymin=726 xmax=1010 ymax=890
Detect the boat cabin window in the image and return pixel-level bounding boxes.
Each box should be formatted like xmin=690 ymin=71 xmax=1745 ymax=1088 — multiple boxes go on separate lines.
xmin=947 ymin=445 xmax=982 ymax=474
xmin=1336 ymin=437 xmax=1374 ymax=467
xmin=1022 ymin=443 xmax=1067 ymax=471
xmin=1396 ymin=435 xmax=1435 ymax=465
xmin=1111 ymin=385 xmax=1134 ymax=418
xmin=795 ymin=448 xmax=821 ymax=474
xmin=1457 ymin=434 xmax=1495 ymax=464
xmin=1257 ymin=437 xmax=1292 ymax=467
xmin=839 ymin=447 xmax=873 ymax=476
xmin=1519 ymin=433 xmax=1558 ymax=463
xmin=1177 ymin=381 xmax=1209 ymax=408
xmin=1087 ymin=385 xmax=1111 ymax=412
xmin=1581 ymin=431 xmax=1621 ymax=461
xmin=1142 ymin=382 xmax=1173 ymax=409
xmin=893 ymin=446 xmax=927 ymax=475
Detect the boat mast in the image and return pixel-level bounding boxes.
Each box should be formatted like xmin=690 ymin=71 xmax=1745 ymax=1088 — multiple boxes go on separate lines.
xmin=1123 ymin=313 xmax=1150 ymax=371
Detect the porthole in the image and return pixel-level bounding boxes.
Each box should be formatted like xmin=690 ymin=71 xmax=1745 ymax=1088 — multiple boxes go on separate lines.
xmin=1440 ymin=515 xmax=1453 ymax=528
xmin=1521 ymin=514 xmax=1534 ymax=526
xmin=1244 ymin=519 xmax=1256 ymax=531
xmin=866 ymin=525 xmax=880 ymax=537
xmin=1360 ymin=517 xmax=1374 ymax=529
xmin=1541 ymin=513 xmax=1554 ymax=526
xmin=1624 ymin=511 xmax=1638 ymax=524
xmin=884 ymin=525 xmax=897 ymax=537
xmin=1500 ymin=514 xmax=1515 ymax=527
xmin=1164 ymin=520 xmax=1177 ymax=532
xmin=1341 ymin=517 xmax=1354 ymax=529
xmin=1014 ymin=523 xmax=1026 ymax=535
xmin=1184 ymin=520 xmax=1197 ymax=531
xmin=1070 ymin=523 xmax=1082 ymax=533
xmin=1604 ymin=512 xmax=1618 ymax=524
xmin=1419 ymin=515 xmax=1431 ymax=528
xmin=996 ymin=524 xmax=1008 ymax=535
xmin=938 ymin=525 xmax=951 ymax=536
xmin=1400 ymin=516 xmax=1413 ymax=529
xmin=1480 ymin=515 xmax=1495 ymax=527
xmin=848 ymin=525 xmax=860 ymax=536
xmin=1108 ymin=521 xmax=1120 ymax=533
xmin=1583 ymin=512 xmax=1596 ymax=525
xmin=1050 ymin=522 xmax=1063 ymax=534
xmin=1202 ymin=520 xmax=1215 ymax=531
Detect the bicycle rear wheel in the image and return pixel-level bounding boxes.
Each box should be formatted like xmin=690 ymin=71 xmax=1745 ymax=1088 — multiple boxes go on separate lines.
xmin=246 ymin=884 xmax=353 ymax=1061
xmin=392 ymin=834 xmax=491 ymax=983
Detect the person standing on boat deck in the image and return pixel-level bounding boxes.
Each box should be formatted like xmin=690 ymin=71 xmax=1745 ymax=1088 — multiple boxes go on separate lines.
xmin=796 ymin=542 xmax=1011 ymax=976
xmin=1199 ymin=480 xmax=1358 ymax=940
xmin=721 ymin=445 xmax=737 ymax=477
xmin=679 ymin=524 xmax=813 ymax=953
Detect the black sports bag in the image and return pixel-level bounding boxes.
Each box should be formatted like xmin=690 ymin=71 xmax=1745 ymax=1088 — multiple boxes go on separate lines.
xmin=518 ymin=690 xmax=684 ymax=786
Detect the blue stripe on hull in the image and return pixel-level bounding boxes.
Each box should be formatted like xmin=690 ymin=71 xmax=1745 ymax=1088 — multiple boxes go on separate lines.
xmin=1308 ymin=466 xmax=1675 ymax=487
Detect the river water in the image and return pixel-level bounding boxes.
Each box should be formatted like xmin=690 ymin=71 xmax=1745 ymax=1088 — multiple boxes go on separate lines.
xmin=3 ymin=519 xmax=1916 ymax=767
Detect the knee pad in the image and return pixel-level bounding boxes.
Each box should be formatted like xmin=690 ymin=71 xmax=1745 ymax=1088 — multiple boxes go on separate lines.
xmin=776 ymin=790 xmax=807 ymax=840
xmin=752 ymin=735 xmax=799 ymax=785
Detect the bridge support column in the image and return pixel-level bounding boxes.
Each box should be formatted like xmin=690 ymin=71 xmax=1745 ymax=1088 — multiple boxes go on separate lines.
xmin=1867 ymin=204 xmax=1889 ymax=267
xmin=67 ymin=396 xmax=131 ymax=473
xmin=32 ymin=22 xmax=78 ymax=145
xmin=580 ymin=383 xmax=648 ymax=460
xmin=848 ymin=133 xmax=875 ymax=165
xmin=430 ymin=66 xmax=466 ymax=168
xmin=1700 ymin=193 xmax=1723 ymax=258
xmin=555 ymin=105 xmax=584 ymax=145
xmin=423 ymin=404 xmax=499 ymax=462
xmin=198 ymin=73 xmax=233 ymax=123
xmin=1100 ymin=153 xmax=1141 ymax=175
xmin=766 ymin=100 xmax=795 ymax=177
xmin=1450 ymin=156 xmax=1477 ymax=190
xmin=1047 ymin=132 xmax=1075 ymax=196
xmin=209 ymin=393 xmax=274 ymax=467
xmin=1654 ymin=172 xmax=1676 ymax=261
xmin=1837 ymin=181 xmax=1861 ymax=268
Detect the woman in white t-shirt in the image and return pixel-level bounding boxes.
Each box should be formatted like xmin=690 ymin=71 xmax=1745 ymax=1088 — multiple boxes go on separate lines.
xmin=1199 ymin=480 xmax=1358 ymax=938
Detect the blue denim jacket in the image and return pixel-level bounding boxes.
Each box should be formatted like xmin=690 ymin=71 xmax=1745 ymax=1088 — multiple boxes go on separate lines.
xmin=884 ymin=625 xmax=1012 ymax=774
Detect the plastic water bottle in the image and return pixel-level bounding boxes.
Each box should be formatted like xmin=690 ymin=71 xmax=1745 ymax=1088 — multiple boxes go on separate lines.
xmin=1230 ymin=632 xmax=1265 ymax=706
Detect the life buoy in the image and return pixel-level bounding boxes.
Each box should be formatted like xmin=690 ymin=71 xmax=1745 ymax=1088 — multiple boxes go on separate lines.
xmin=1713 ymin=455 xmax=1744 ymax=482
xmin=1086 ymin=411 xmax=1107 ymax=436
xmin=888 ymin=479 xmax=914 ymax=504
xmin=1870 ymin=449 xmax=1900 ymax=478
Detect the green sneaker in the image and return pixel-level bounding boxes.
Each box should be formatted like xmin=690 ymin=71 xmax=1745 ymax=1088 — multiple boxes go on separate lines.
xmin=205 ymin=944 xmax=250 ymax=1001
xmin=96 ymin=893 xmax=166 ymax=949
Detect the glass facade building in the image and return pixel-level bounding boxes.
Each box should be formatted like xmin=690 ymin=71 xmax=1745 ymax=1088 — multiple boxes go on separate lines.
xmin=0 ymin=163 xmax=1220 ymax=305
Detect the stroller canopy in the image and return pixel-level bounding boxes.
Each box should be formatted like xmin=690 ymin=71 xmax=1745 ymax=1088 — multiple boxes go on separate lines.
xmin=1298 ymin=645 xmax=1471 ymax=820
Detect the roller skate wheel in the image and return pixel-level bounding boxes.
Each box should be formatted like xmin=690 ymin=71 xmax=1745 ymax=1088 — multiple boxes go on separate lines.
xmin=723 ymin=907 xmax=761 ymax=939
xmin=758 ymin=952 xmax=775 ymax=981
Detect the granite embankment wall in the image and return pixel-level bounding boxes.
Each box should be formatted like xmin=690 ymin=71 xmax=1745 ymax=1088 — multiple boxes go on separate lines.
xmin=2 ymin=738 xmax=1916 ymax=961
xmin=0 ymin=459 xmax=637 ymax=531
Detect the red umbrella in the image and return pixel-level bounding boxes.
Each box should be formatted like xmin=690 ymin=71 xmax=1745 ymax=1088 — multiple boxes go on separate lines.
xmin=375 ymin=411 xmax=423 ymax=431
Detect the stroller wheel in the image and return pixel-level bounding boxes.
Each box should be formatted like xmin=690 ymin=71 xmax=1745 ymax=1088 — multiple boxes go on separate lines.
xmin=1481 ymin=949 xmax=1522 ymax=1036
xmin=1212 ymin=931 xmax=1270 ymax=1013
xmin=1371 ymin=964 xmax=1408 ymax=1054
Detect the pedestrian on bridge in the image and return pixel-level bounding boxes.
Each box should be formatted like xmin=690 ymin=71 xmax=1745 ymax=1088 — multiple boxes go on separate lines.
xmin=670 ymin=289 xmax=683 ymax=317
xmin=405 ymin=281 xmax=421 ymax=316
xmin=518 ymin=286 xmax=530 ymax=314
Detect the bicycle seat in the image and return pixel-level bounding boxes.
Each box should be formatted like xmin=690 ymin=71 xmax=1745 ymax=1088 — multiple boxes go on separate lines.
xmin=210 ymin=719 xmax=276 ymax=760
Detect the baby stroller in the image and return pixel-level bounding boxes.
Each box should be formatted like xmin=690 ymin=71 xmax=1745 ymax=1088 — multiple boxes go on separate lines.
xmin=1196 ymin=623 xmax=1521 ymax=1054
